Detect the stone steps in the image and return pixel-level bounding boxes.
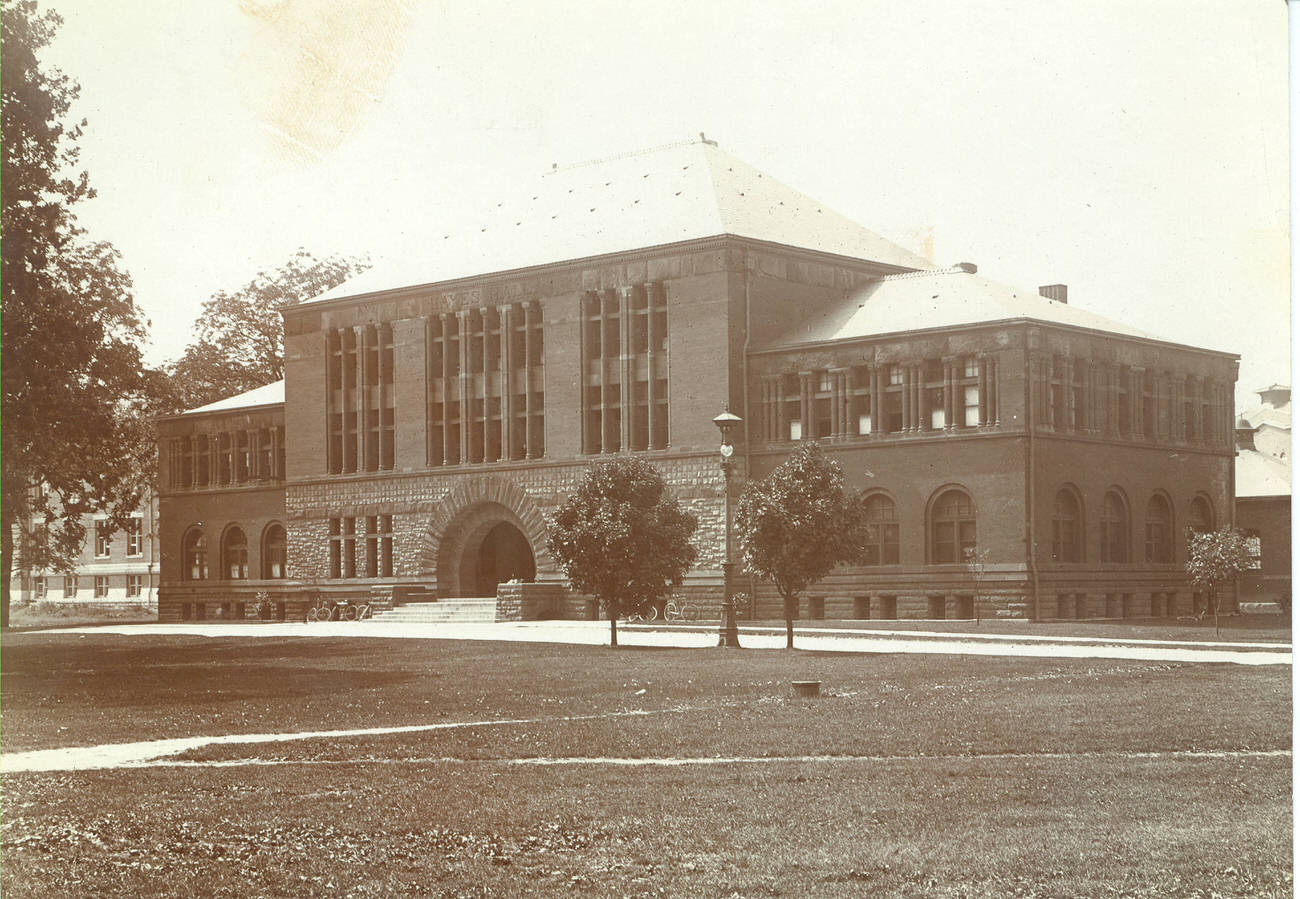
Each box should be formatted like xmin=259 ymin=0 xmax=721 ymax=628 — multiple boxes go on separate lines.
xmin=371 ymin=598 xmax=498 ymax=624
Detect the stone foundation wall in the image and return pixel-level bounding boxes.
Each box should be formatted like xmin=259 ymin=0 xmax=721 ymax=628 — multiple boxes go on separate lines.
xmin=495 ymin=582 xmax=567 ymax=621
xmin=284 ymin=453 xmax=729 ymax=588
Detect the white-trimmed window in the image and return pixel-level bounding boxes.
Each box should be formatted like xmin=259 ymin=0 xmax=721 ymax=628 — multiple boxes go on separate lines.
xmin=126 ymin=574 xmax=143 ymax=598
xmin=63 ymin=574 xmax=77 ymax=598
xmin=94 ymin=520 xmax=111 ymax=557
xmin=33 ymin=576 xmax=47 ymax=599
xmin=94 ymin=576 xmax=110 ymax=598
xmin=126 ymin=517 xmax=144 ymax=557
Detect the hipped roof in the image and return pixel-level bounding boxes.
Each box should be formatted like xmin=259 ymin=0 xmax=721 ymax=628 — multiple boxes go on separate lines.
xmin=764 ymin=265 xmax=1161 ymax=348
xmin=309 ymin=139 xmax=932 ymax=304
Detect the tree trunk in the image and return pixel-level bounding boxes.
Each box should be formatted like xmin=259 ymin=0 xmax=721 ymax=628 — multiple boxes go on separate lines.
xmin=609 ymin=609 xmax=618 ymax=647
xmin=783 ymin=592 xmax=795 ymax=649
xmin=1210 ymin=587 xmax=1220 ymax=637
xmin=1 ymin=508 xmax=13 ymax=630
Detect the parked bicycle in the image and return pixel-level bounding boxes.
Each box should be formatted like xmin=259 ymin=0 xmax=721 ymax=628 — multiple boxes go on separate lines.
xmin=306 ymin=598 xmax=373 ymax=622
xmin=626 ymin=604 xmax=659 ymax=623
xmin=662 ymin=596 xmax=702 ymax=622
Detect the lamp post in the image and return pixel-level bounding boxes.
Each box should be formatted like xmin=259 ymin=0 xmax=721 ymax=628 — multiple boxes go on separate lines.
xmin=713 ymin=408 xmax=743 ymax=648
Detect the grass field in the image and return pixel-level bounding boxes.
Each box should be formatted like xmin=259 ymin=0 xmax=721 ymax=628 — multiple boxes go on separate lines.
xmin=0 ymin=633 xmax=1291 ymax=897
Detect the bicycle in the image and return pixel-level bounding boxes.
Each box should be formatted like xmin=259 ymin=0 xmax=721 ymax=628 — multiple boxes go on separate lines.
xmin=626 ymin=604 xmax=658 ymax=623
xmin=663 ymin=596 xmax=702 ymax=622
xmin=306 ymin=599 xmax=336 ymax=622
xmin=351 ymin=602 xmax=373 ymax=621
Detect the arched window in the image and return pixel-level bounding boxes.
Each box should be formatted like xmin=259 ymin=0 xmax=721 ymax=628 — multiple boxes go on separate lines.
xmin=182 ymin=528 xmax=207 ymax=581
xmin=1188 ymin=496 xmax=1214 ymax=534
xmin=929 ymin=489 xmax=976 ymax=564
xmin=1145 ymin=494 xmax=1173 ymax=563
xmin=262 ymin=524 xmax=287 ymax=579
xmin=862 ymin=494 xmax=900 ymax=565
xmin=222 ymin=526 xmax=248 ymax=580
xmin=1100 ymin=490 xmax=1129 ymax=563
xmin=1051 ymin=487 xmax=1083 ymax=563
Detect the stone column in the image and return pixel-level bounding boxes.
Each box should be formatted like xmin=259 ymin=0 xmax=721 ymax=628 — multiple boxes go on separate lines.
xmin=869 ymin=365 xmax=882 ymax=435
xmin=1130 ymin=367 xmax=1145 ymax=440
xmin=457 ymin=310 xmax=471 ymax=463
xmin=499 ymin=305 xmax=513 ymax=460
xmin=645 ymin=282 xmax=659 ymax=449
xmin=524 ymin=301 xmax=539 ymax=458
xmin=942 ymin=356 xmax=956 ymax=430
xmin=829 ymin=368 xmax=843 ymax=437
xmin=616 ymin=287 xmax=631 ymax=450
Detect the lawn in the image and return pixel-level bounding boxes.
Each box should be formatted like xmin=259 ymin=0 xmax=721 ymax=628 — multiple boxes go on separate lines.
xmin=0 ymin=633 xmax=1291 ymax=897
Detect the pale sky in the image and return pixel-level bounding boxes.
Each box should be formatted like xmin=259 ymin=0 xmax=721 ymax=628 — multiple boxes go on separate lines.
xmin=40 ymin=0 xmax=1289 ymax=407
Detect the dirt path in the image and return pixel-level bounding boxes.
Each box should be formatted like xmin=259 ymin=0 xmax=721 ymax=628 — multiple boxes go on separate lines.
xmin=34 ymin=620 xmax=1293 ymax=666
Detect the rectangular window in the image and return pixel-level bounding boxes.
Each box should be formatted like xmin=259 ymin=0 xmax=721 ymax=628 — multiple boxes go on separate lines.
xmin=126 ymin=574 xmax=143 ymax=598
xmin=32 ymin=576 xmax=46 ymax=599
xmin=328 ymin=325 xmax=395 ymax=473
xmin=328 ymin=517 xmax=373 ymax=578
xmin=126 ymin=518 xmax=143 ymax=557
xmin=258 ymin=428 xmax=273 ymax=479
xmin=329 ymin=518 xmax=343 ymax=579
xmin=344 ymin=518 xmax=356 ymax=577
xmin=94 ymin=576 xmax=110 ymax=599
xmin=963 ymin=385 xmax=980 ymax=427
xmin=177 ymin=438 xmax=193 ymax=487
xmin=196 ymin=436 xmax=210 ymax=486
xmin=64 ymin=574 xmax=76 ymax=598
xmin=1244 ymin=530 xmax=1263 ymax=570
xmin=235 ymin=430 xmax=250 ymax=482
xmin=94 ymin=520 xmax=111 ymax=557
xmin=582 ymin=287 xmax=660 ymax=454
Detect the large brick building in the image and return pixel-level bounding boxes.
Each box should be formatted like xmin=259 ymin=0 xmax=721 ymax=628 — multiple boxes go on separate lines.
xmin=156 ymin=139 xmax=1239 ymax=622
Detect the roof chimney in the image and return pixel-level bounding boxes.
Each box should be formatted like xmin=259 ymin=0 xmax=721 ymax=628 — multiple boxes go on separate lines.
xmin=1039 ymin=284 xmax=1068 ymax=304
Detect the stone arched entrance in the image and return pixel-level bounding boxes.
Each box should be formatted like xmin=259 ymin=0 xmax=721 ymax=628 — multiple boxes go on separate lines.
xmin=419 ymin=476 xmax=557 ymax=598
xmin=448 ymin=510 xmax=537 ymax=597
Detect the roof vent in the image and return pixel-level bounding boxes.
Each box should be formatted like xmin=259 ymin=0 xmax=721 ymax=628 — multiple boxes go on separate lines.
xmin=1039 ymin=284 xmax=1068 ymax=303
xmin=956 ymin=262 xmax=978 ymax=273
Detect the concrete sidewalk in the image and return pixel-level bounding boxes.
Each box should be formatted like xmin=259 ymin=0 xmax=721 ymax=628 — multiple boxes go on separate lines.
xmin=32 ymin=619 xmax=1292 ymax=666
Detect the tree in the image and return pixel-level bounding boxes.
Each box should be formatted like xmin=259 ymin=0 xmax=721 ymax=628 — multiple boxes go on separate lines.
xmin=1186 ymin=526 xmax=1256 ymax=637
xmin=735 ymin=442 xmax=865 ymax=649
xmin=167 ymin=248 xmax=370 ymax=410
xmin=1 ymin=1 xmax=152 ymax=628
xmin=546 ymin=457 xmax=699 ymax=647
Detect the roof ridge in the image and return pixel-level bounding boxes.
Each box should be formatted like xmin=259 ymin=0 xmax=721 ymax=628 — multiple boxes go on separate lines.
xmin=546 ymin=137 xmax=716 ymax=174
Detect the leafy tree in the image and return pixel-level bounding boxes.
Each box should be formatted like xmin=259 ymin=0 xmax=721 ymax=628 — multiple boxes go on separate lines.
xmin=167 ymin=248 xmax=370 ymax=409
xmin=1185 ymin=527 xmax=1256 ymax=636
xmin=547 ymin=457 xmax=699 ymax=647
xmin=1 ymin=1 xmax=152 ymax=628
xmin=735 ymin=442 xmax=866 ymax=649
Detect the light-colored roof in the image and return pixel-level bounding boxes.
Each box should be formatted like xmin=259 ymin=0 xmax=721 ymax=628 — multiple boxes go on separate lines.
xmin=1236 ymin=448 xmax=1291 ymax=498
xmin=182 ymin=380 xmax=285 ymax=415
xmin=309 ymin=139 xmax=932 ymax=304
xmin=1240 ymin=402 xmax=1291 ymax=432
xmin=764 ymin=265 xmax=1159 ymax=347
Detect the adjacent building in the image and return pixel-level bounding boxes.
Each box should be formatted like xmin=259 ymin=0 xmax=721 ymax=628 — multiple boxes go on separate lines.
xmin=15 ymin=489 xmax=160 ymax=609
xmin=1235 ymin=384 xmax=1291 ymax=610
xmin=156 ymin=139 xmax=1240 ymax=622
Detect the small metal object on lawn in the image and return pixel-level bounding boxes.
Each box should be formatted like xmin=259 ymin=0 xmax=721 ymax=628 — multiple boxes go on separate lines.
xmin=792 ymin=680 xmax=821 ymax=698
